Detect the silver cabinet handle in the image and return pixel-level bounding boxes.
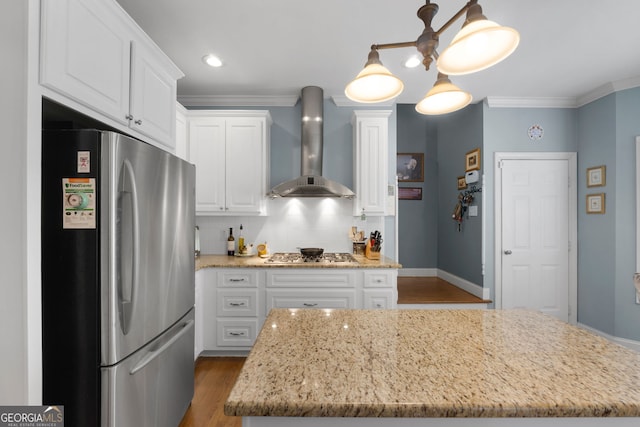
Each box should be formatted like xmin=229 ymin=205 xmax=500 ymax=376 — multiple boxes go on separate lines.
xmin=504 ymin=250 xmax=513 ymax=255
xmin=229 ymin=302 xmax=246 ymax=307
xmin=125 ymin=114 xmax=133 ymax=120
xmin=229 ymin=278 xmax=246 ymax=282
xmin=229 ymin=331 xmax=246 ymax=336
xmin=303 ymin=303 xmax=318 ymax=307
xmin=134 ymin=119 xmax=142 ymax=125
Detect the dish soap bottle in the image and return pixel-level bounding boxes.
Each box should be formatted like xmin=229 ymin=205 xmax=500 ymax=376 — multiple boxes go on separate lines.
xmin=238 ymin=224 xmax=245 ymax=254
xmin=227 ymin=227 xmax=235 ymax=256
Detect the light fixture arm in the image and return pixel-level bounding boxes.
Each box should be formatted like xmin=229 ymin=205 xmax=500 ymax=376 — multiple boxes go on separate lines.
xmin=367 ymin=0 xmax=475 ymax=71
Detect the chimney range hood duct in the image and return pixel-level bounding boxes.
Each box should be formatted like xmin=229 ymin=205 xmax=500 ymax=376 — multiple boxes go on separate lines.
xmin=269 ymin=86 xmax=355 ymax=199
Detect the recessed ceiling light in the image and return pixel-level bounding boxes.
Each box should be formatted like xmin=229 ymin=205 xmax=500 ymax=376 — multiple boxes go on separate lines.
xmin=202 ymin=54 xmax=223 ymax=68
xmin=404 ymin=55 xmax=421 ymax=68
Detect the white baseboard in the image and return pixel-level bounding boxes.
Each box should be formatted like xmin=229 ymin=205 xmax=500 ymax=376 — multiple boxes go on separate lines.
xmin=398 ymin=268 xmax=490 ymax=301
xmin=578 ymin=323 xmax=640 ymax=353
xmin=398 ymin=268 xmax=437 ymax=277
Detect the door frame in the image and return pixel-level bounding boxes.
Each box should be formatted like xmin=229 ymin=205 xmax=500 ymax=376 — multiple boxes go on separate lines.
xmin=494 ymin=152 xmax=578 ymax=324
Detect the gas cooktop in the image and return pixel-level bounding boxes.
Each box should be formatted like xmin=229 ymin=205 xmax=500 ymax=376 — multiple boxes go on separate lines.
xmin=265 ymin=252 xmax=358 ymax=264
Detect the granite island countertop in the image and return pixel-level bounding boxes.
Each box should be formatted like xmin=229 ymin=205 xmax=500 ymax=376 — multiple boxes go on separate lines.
xmin=225 ymin=309 xmax=640 ymax=420
xmin=196 ymin=254 xmax=401 ymax=270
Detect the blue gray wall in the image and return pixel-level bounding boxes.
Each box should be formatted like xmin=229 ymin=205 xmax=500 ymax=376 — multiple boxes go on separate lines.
xmin=396 ymin=104 xmax=438 ymax=268
xmin=577 ymin=87 xmax=640 ymax=339
xmin=435 ymin=103 xmax=484 ymax=285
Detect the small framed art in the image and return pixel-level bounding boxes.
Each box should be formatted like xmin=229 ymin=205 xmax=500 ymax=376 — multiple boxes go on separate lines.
xmin=587 ymin=165 xmax=606 ymax=187
xmin=465 ymin=148 xmax=481 ymax=172
xmin=586 ymin=193 xmax=605 ymax=214
xmin=398 ymin=187 xmax=422 ymax=200
xmin=457 ymin=176 xmax=467 ymax=190
xmin=396 ymin=153 xmax=424 ymax=182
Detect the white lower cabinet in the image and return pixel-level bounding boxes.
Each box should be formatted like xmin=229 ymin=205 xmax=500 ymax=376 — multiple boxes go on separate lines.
xmin=196 ymin=267 xmax=397 ymax=355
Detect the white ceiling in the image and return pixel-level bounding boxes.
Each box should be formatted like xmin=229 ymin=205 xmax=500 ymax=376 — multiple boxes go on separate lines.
xmin=116 ymin=0 xmax=640 ymax=107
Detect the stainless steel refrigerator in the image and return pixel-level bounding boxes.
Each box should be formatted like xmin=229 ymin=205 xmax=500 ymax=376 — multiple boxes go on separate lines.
xmin=41 ymin=130 xmax=195 ymax=427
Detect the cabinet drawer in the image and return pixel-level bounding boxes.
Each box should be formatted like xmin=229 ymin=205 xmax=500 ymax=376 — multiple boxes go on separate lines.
xmin=266 ymin=270 xmax=356 ymax=288
xmin=363 ymin=270 xmax=395 ymax=288
xmin=216 ymin=289 xmax=259 ymax=317
xmin=266 ymin=289 xmax=356 ymax=310
xmin=363 ymin=289 xmax=396 ymax=309
xmin=217 ymin=270 xmax=262 ymax=287
xmin=216 ymin=319 xmax=258 ymax=347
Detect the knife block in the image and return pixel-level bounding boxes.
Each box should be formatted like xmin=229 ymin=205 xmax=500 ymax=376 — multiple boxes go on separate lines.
xmin=365 ymin=241 xmax=380 ymax=260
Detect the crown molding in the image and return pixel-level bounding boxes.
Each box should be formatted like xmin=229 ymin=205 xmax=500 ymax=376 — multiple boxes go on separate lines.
xmin=331 ymin=95 xmax=396 ymax=107
xmin=178 ymin=95 xmax=298 ymax=107
xmin=487 ymin=75 xmax=640 ymax=110
xmin=485 ymin=97 xmax=577 ymax=109
xmin=576 ymin=75 xmax=640 ymax=107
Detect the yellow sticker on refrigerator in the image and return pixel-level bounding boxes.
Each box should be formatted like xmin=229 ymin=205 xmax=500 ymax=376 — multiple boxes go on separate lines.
xmin=62 ymin=178 xmax=96 ymax=229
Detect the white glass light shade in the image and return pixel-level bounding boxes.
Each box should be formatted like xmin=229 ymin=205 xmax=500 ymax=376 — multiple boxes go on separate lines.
xmin=437 ymin=19 xmax=520 ymax=75
xmin=415 ymin=76 xmax=472 ymax=115
xmin=345 ymin=63 xmax=404 ymax=103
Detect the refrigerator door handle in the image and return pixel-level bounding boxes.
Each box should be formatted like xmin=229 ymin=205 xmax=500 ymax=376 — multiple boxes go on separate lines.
xmin=117 ymin=159 xmax=140 ymax=335
xmin=129 ymin=319 xmax=195 ymax=375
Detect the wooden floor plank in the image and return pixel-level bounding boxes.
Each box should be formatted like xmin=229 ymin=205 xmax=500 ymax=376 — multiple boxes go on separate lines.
xmin=397 ymin=276 xmax=490 ymax=304
xmin=179 ymin=357 xmax=245 ymax=427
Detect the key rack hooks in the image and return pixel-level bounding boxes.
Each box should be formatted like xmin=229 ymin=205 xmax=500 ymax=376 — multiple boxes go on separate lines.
xmin=452 ymin=185 xmax=482 ymax=231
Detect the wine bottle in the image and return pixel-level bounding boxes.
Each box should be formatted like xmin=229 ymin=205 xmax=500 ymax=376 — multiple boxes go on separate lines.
xmin=238 ymin=224 xmax=245 ymax=254
xmin=227 ymin=227 xmax=235 ymax=256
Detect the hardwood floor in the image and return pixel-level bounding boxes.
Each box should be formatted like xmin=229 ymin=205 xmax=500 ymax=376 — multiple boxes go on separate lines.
xmin=179 ymin=357 xmax=245 ymax=427
xmin=397 ymin=276 xmax=489 ymax=304
xmin=179 ymin=277 xmax=486 ymax=426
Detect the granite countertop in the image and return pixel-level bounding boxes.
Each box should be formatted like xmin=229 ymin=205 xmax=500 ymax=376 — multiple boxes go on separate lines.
xmin=195 ymin=254 xmax=401 ymax=270
xmin=225 ymin=309 xmax=640 ymax=418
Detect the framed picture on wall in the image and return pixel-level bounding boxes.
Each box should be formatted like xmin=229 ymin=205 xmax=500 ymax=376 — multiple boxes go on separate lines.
xmin=465 ymin=148 xmax=481 ymax=171
xmin=587 ymin=165 xmax=606 ymax=187
xmin=398 ymin=187 xmax=422 ymax=200
xmin=586 ymin=193 xmax=605 ymax=214
xmin=396 ymin=153 xmax=424 ymax=182
xmin=457 ymin=176 xmax=467 ymax=190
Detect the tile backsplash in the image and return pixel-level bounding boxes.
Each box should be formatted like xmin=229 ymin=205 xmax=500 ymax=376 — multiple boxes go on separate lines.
xmin=196 ymin=198 xmax=383 ymax=255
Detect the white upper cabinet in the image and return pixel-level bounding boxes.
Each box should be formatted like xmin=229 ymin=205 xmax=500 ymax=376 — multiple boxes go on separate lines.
xmin=188 ymin=111 xmax=272 ymax=215
xmin=40 ymin=0 xmax=183 ymax=149
xmin=352 ymin=110 xmax=392 ymax=216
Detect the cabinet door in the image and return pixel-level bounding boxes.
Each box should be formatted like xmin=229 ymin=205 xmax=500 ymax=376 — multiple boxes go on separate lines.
xmin=40 ymin=0 xmax=131 ymax=125
xmin=129 ymin=41 xmax=177 ymax=148
xmin=225 ymin=118 xmax=265 ymax=213
xmin=352 ymin=111 xmax=391 ymax=216
xmin=189 ymin=119 xmax=226 ymax=213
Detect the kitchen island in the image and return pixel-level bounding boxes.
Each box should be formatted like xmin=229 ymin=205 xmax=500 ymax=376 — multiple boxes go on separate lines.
xmin=225 ymin=309 xmax=640 ymax=426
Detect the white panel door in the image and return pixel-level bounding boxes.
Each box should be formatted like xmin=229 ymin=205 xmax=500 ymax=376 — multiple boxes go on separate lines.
xmin=225 ymin=118 xmax=264 ymax=213
xmin=189 ymin=119 xmax=226 ymax=213
xmin=501 ymin=159 xmax=569 ymax=321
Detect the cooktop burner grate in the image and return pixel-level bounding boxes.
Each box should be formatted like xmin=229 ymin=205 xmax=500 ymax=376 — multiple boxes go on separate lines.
xmin=265 ymin=252 xmax=358 ymax=264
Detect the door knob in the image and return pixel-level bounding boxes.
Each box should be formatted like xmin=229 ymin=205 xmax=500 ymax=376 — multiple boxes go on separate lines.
xmin=504 ymin=250 xmax=512 ymax=255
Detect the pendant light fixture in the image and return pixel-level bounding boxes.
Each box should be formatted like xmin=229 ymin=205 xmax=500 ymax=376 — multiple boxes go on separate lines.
xmin=344 ymin=0 xmax=519 ymax=115
xmin=415 ymin=73 xmax=472 ymax=115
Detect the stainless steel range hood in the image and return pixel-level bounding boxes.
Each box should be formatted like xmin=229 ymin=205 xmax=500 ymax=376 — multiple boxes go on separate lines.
xmin=268 ymin=86 xmax=355 ymax=199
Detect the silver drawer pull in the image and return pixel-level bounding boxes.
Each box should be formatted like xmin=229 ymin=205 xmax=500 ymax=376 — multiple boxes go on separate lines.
xmin=228 ymin=331 xmax=246 ymax=336
xmin=229 ymin=302 xmax=246 ymax=307
xmin=375 ymin=279 xmax=384 ymax=283
xmin=229 ymin=278 xmax=246 ymax=282
xmin=303 ymin=303 xmax=318 ymax=307
xmin=375 ymin=303 xmax=383 ymax=308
